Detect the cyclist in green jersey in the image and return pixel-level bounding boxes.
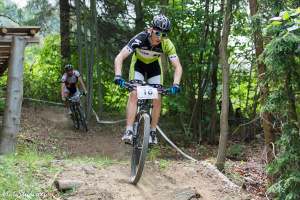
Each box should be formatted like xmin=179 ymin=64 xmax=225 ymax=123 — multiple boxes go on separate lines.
xmin=114 ymin=14 xmax=183 ymax=145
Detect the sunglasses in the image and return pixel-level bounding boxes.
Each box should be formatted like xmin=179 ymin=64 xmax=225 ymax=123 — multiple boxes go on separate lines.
xmin=153 ymin=29 xmax=168 ymax=37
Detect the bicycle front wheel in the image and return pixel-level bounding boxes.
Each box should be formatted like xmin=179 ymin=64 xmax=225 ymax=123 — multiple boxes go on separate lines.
xmin=130 ymin=112 xmax=151 ymax=185
xmin=70 ymin=105 xmax=80 ymax=129
xmin=78 ymin=105 xmax=88 ymax=132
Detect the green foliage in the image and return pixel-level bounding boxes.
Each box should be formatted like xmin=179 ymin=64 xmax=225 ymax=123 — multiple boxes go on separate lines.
xmin=24 ymin=34 xmax=61 ymax=102
xmin=148 ymin=146 xmax=161 ymax=161
xmin=0 ymin=97 xmax=5 ymax=113
xmin=262 ymin=8 xmax=300 ymax=115
xmin=263 ymin=7 xmax=300 ymax=199
xmin=23 ymin=0 xmax=59 ymax=35
xmin=267 ymin=123 xmax=300 ymax=200
xmin=158 ymin=159 xmax=170 ymax=170
xmin=103 ymin=82 xmax=128 ymax=111
xmin=0 ymin=1 xmax=23 ymax=25
xmin=0 ymin=87 xmax=5 ymax=112
xmin=0 ymin=0 xmax=59 ymax=34
xmin=264 ymin=8 xmax=300 ymax=36
xmin=227 ymin=144 xmax=246 ymax=160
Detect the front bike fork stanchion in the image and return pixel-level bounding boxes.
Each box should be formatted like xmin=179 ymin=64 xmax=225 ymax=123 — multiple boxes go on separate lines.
xmin=133 ymin=121 xmax=138 ymax=137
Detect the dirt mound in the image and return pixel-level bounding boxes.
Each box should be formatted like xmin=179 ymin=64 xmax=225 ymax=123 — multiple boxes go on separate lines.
xmin=54 ymin=161 xmax=248 ymax=200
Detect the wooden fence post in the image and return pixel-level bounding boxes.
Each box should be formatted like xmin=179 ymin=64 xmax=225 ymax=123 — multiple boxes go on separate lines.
xmin=0 ymin=36 xmax=26 ymax=154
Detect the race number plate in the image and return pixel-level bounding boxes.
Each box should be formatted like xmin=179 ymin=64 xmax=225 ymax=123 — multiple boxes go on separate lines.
xmin=137 ymin=86 xmax=158 ymax=99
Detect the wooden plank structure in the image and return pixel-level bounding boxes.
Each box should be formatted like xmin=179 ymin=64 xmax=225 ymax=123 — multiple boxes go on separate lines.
xmin=0 ymin=26 xmax=40 ymax=154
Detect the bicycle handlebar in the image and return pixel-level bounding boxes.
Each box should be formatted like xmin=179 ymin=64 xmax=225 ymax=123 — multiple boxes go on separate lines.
xmin=67 ymin=92 xmax=86 ymax=102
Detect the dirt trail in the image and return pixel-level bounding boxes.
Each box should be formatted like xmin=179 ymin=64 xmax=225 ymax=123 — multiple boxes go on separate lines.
xmin=20 ymin=104 xmax=250 ymax=200
xmin=55 ymin=161 xmax=247 ymax=200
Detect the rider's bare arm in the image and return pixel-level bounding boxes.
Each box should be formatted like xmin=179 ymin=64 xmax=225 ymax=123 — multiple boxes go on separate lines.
xmin=170 ymin=57 xmax=183 ymax=85
xmin=114 ymin=47 xmax=131 ymax=76
xmin=78 ymin=76 xmax=87 ymax=93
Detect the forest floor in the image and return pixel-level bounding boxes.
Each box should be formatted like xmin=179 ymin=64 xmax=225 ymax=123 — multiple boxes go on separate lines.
xmin=13 ymin=103 xmax=268 ymax=200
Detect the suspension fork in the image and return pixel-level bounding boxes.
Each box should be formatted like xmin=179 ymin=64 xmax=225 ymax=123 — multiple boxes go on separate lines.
xmin=69 ymin=103 xmax=75 ymax=113
xmin=132 ymin=110 xmax=140 ymax=144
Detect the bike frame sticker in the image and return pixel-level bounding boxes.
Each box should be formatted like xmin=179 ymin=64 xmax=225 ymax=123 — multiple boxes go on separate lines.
xmin=137 ymin=86 xmax=158 ymax=99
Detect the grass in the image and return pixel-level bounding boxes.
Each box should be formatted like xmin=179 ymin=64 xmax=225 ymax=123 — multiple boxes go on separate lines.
xmin=0 ymin=146 xmax=60 ymax=200
xmin=147 ymin=146 xmax=171 ymax=170
xmin=158 ymin=159 xmax=170 ymax=170
xmin=148 ymin=146 xmax=161 ymax=161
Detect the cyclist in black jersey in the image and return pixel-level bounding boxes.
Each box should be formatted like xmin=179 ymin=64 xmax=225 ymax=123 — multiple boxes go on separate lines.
xmin=61 ymin=64 xmax=88 ymax=114
xmin=114 ymin=14 xmax=183 ymax=144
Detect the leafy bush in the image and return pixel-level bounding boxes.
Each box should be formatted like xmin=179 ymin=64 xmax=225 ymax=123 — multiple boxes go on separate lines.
xmin=227 ymin=144 xmax=246 ymax=160
xmin=24 ymin=34 xmax=61 ymax=102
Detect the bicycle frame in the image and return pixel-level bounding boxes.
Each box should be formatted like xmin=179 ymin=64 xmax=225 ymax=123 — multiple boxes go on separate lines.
xmin=137 ymin=99 xmax=152 ymax=116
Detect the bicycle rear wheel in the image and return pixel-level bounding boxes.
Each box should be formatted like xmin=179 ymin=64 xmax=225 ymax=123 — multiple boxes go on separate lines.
xmin=130 ymin=113 xmax=150 ymax=185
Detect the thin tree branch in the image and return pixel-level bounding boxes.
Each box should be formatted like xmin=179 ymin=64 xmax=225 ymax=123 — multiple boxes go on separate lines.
xmin=0 ymin=14 xmax=20 ymax=25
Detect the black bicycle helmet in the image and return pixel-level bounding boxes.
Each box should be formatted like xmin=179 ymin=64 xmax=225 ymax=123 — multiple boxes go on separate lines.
xmin=152 ymin=14 xmax=171 ymax=32
xmin=64 ymin=64 xmax=73 ymax=71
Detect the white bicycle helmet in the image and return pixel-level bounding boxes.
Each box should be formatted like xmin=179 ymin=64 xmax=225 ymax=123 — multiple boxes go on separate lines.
xmin=64 ymin=64 xmax=73 ymax=71
xmin=152 ymin=14 xmax=171 ymax=32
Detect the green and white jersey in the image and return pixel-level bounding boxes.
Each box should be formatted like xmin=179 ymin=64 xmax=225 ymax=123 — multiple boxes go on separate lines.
xmin=126 ymin=31 xmax=178 ymax=64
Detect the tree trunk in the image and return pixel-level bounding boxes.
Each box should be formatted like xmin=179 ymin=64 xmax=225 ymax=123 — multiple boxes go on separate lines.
xmin=0 ymin=36 xmax=26 ymax=154
xmin=209 ymin=0 xmax=225 ymax=144
xmin=86 ymin=0 xmax=96 ymax=119
xmin=251 ymin=83 xmax=259 ymax=118
xmin=248 ymin=0 xmax=275 ymax=165
xmin=215 ymin=0 xmax=233 ymax=171
xmin=245 ymin=62 xmax=253 ymax=112
xmin=75 ymin=0 xmax=83 ymax=73
xmin=134 ymin=0 xmax=145 ymax=33
xmin=59 ymin=0 xmax=71 ymax=65
xmin=94 ymin=2 xmax=104 ymax=115
xmin=83 ymin=3 xmax=89 ymax=113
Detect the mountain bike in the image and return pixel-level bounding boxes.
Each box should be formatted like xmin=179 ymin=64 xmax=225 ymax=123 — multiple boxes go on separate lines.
xmin=124 ymin=80 xmax=169 ymax=184
xmin=67 ymin=93 xmax=88 ymax=132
